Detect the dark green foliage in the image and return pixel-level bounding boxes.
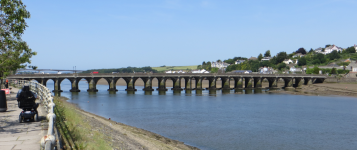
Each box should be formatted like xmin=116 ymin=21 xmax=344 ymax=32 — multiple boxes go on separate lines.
xmin=296 ymin=48 xmax=307 ymax=54
xmin=197 ymin=61 xmax=212 ymax=70
xmin=264 ymin=50 xmax=271 ymax=57
xmin=276 ymin=52 xmax=288 ymax=64
xmin=210 ymin=67 xmax=219 ymax=73
xmin=258 ymin=53 xmax=263 ymax=61
xmin=83 ymin=66 xmax=158 ymax=73
xmin=345 ymin=46 xmax=356 ymax=53
xmin=325 ymin=44 xmax=331 ymax=48
xmin=331 ymin=68 xmax=337 ymax=74
xmin=277 ymin=63 xmax=287 ymax=70
xmin=0 ymin=0 xmax=36 ymax=81
xmin=309 ymin=48 xmax=314 ymax=53
xmin=337 ymin=69 xmax=349 ymax=74
xmin=306 ymin=66 xmax=320 ymax=74
xmin=313 ymin=53 xmax=326 ymax=64
xmin=297 ymin=57 xmax=306 ymax=66
xmin=224 ymin=59 xmax=235 ymax=64
xmin=327 ymin=50 xmax=340 ymax=60
xmin=233 ymin=57 xmax=247 ymax=61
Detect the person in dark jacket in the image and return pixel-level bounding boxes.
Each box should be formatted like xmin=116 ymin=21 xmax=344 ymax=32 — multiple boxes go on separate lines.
xmin=17 ymin=86 xmax=38 ymax=111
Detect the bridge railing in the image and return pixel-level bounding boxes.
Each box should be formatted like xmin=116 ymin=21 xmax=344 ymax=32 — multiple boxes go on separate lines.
xmin=11 ymin=80 xmax=57 ymax=150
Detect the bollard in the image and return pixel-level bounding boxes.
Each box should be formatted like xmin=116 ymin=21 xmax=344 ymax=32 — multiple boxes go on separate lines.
xmin=0 ymin=90 xmax=7 ymax=112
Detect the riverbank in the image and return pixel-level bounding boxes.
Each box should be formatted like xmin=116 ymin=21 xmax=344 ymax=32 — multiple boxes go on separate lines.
xmin=55 ymin=97 xmax=199 ymax=150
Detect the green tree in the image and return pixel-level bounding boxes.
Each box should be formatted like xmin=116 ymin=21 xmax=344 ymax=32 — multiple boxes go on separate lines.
xmin=224 ymin=59 xmax=235 ymax=64
xmin=331 ymin=68 xmax=337 ymax=74
xmin=296 ymin=47 xmax=307 ymax=54
xmin=313 ymin=66 xmax=320 ymax=74
xmin=210 ymin=67 xmax=219 ymax=73
xmin=277 ymin=63 xmax=287 ymax=70
xmin=258 ymin=53 xmax=263 ymax=61
xmin=297 ymin=57 xmax=306 ymax=66
xmin=309 ymin=48 xmax=314 ymax=53
xmin=345 ymin=46 xmax=356 ymax=53
xmin=338 ymin=62 xmax=350 ymax=70
xmin=276 ymin=52 xmax=288 ymax=64
xmin=264 ymin=50 xmax=271 ymax=57
xmin=325 ymin=44 xmax=331 ymax=48
xmin=0 ymin=0 xmax=36 ymax=87
xmin=328 ymin=50 xmax=340 ymax=60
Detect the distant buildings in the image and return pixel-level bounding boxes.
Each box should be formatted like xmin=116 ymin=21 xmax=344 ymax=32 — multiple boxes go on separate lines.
xmin=231 ymin=70 xmax=252 ymax=74
xmin=165 ymin=70 xmax=186 ymax=73
xmin=191 ymin=69 xmax=210 ymax=73
xmin=261 ymin=57 xmax=272 ymax=61
xmin=234 ymin=60 xmax=245 ymax=64
xmin=354 ymin=44 xmax=357 ymax=51
xmin=289 ymin=66 xmax=302 ymax=73
xmin=292 ymin=53 xmax=305 ymax=58
xmin=211 ymin=61 xmax=230 ymax=69
xmin=258 ymin=67 xmax=275 ymax=74
xmin=283 ymin=59 xmax=294 ymax=64
xmin=314 ymin=45 xmax=343 ymax=55
xmin=248 ymin=57 xmax=258 ymax=61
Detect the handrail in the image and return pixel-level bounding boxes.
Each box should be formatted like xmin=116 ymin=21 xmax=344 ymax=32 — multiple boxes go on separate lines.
xmin=11 ymin=80 xmax=56 ymax=150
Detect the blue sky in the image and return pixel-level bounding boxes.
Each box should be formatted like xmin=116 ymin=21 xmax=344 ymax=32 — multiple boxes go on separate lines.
xmin=22 ymin=0 xmax=357 ymax=70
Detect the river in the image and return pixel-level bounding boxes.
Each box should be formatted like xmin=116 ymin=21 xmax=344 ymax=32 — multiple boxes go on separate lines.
xmin=46 ymin=80 xmax=357 ymax=150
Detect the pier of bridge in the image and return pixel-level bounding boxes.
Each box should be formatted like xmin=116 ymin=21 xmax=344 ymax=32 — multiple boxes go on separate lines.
xmin=6 ymin=73 xmax=326 ymax=93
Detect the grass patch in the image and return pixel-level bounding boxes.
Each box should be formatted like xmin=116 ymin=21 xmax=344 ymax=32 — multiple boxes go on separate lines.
xmin=152 ymin=65 xmax=198 ymax=72
xmin=54 ymin=97 xmax=112 ymax=150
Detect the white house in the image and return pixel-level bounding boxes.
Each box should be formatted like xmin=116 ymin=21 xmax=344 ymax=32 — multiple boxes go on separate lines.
xmin=289 ymin=67 xmax=302 ymax=72
xmin=165 ymin=70 xmax=186 ymax=73
xmin=258 ymin=67 xmax=274 ymax=74
xmin=261 ymin=57 xmax=272 ymax=61
xmin=292 ymin=53 xmax=305 ymax=58
xmin=324 ymin=45 xmax=342 ymax=54
xmin=354 ymin=44 xmax=357 ymax=51
xmin=191 ymin=69 xmax=210 ymax=73
xmin=283 ymin=59 xmax=294 ymax=64
xmin=211 ymin=61 xmax=230 ymax=69
xmin=235 ymin=60 xmax=245 ymax=64
xmin=315 ymin=45 xmax=343 ymax=55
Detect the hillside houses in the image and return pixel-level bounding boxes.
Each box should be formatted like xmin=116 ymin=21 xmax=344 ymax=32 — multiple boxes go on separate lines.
xmin=315 ymin=45 xmax=343 ymax=55
xmin=211 ymin=61 xmax=230 ymax=69
xmin=235 ymin=60 xmax=245 ymax=64
xmin=355 ymin=44 xmax=357 ymax=50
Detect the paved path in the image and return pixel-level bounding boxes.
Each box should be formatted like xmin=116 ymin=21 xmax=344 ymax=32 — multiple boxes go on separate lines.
xmin=0 ymin=87 xmax=47 ymax=150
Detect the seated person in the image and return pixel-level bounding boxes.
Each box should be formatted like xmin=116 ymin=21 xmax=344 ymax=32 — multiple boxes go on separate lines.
xmin=17 ymin=86 xmax=38 ymax=111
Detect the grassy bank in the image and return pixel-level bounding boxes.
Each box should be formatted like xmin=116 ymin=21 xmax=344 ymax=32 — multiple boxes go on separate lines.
xmin=54 ymin=97 xmax=112 ymax=150
xmin=152 ymin=65 xmax=198 ymax=72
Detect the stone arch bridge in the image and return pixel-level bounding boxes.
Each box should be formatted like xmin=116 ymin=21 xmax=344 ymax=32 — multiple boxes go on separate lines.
xmin=7 ymin=73 xmax=326 ymax=92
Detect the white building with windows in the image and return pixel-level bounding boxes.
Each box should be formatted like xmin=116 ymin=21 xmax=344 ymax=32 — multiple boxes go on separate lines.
xmin=315 ymin=45 xmax=343 ymax=55
xmin=235 ymin=60 xmax=245 ymax=64
xmin=191 ymin=69 xmax=210 ymax=73
xmin=283 ymin=59 xmax=294 ymax=64
xmin=211 ymin=61 xmax=230 ymax=69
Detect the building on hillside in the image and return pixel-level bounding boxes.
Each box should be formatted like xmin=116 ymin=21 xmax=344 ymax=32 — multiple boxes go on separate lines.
xmin=354 ymin=44 xmax=357 ymax=51
xmin=258 ymin=67 xmax=274 ymax=74
xmin=315 ymin=45 xmax=343 ymax=55
xmin=292 ymin=53 xmax=305 ymax=58
xmin=261 ymin=57 xmax=272 ymax=61
xmin=283 ymin=59 xmax=294 ymax=64
xmin=289 ymin=67 xmax=302 ymax=73
xmin=165 ymin=70 xmax=186 ymax=73
xmin=314 ymin=47 xmax=324 ymax=53
xmin=191 ymin=69 xmax=210 ymax=73
xmin=211 ymin=61 xmax=230 ymax=69
xmin=231 ymin=70 xmax=252 ymax=74
xmin=235 ymin=60 xmax=245 ymax=64
xmin=248 ymin=57 xmax=258 ymax=61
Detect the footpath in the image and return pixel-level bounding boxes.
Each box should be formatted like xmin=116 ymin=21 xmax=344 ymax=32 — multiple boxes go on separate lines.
xmin=0 ymin=87 xmax=48 ymax=150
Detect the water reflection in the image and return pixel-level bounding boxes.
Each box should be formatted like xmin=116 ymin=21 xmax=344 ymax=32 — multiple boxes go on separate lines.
xmin=185 ymin=90 xmax=192 ymax=94
xmin=158 ymin=91 xmax=166 ymax=95
xmin=254 ymin=89 xmax=263 ymax=94
xmin=127 ymin=91 xmax=135 ymax=94
xmin=195 ymin=90 xmax=202 ymax=95
xmin=234 ymin=89 xmax=243 ymax=94
xmin=209 ymin=90 xmax=216 ymax=95
xmin=54 ymin=92 xmax=61 ymax=97
xmin=173 ymin=90 xmax=181 ymax=95
xmin=222 ymin=89 xmax=231 ymax=94
xmin=245 ymin=89 xmax=253 ymax=94
xmin=144 ymin=91 xmax=152 ymax=95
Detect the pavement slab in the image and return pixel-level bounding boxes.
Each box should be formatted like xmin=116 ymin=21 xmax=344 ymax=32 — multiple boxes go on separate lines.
xmin=0 ymin=87 xmax=48 ymax=150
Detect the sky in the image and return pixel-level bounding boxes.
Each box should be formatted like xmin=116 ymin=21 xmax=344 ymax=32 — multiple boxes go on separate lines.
xmin=21 ymin=0 xmax=357 ymax=70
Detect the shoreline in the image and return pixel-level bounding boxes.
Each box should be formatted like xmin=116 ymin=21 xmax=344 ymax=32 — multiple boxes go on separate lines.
xmin=57 ymin=97 xmax=199 ymax=150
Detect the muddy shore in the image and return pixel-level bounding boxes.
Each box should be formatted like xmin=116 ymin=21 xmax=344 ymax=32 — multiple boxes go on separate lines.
xmin=58 ymin=97 xmax=199 ymax=150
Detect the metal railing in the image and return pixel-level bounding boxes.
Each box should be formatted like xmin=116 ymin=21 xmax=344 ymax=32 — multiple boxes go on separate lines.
xmin=12 ymin=80 xmax=57 ymax=150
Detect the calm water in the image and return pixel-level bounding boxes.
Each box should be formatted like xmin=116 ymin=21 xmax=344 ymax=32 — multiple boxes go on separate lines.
xmin=46 ymin=80 xmax=357 ymax=150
